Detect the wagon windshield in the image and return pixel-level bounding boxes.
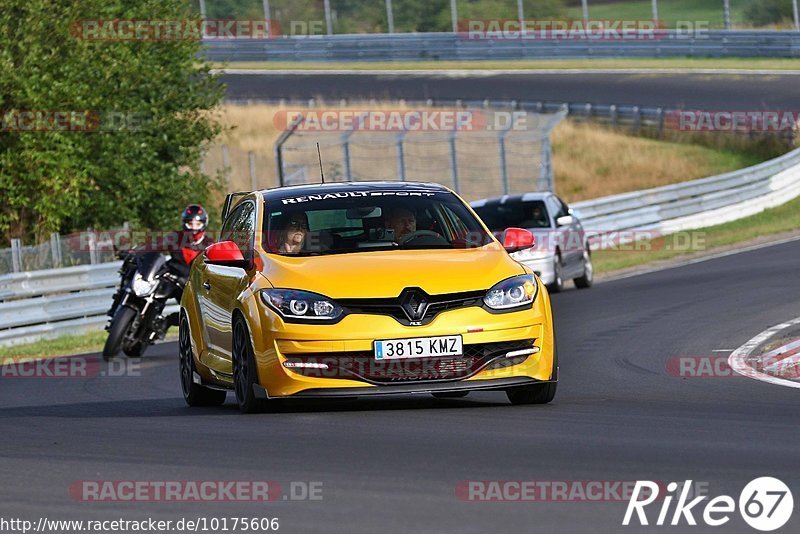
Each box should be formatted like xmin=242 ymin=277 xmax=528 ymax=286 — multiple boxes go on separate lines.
xmin=263 ymin=189 xmax=493 ymax=256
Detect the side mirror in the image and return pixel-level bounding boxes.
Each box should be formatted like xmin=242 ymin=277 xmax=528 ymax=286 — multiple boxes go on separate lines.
xmin=205 ymin=241 xmax=250 ymax=269
xmin=502 ymin=227 xmax=535 ymax=253
xmin=556 ymin=215 xmax=574 ymax=227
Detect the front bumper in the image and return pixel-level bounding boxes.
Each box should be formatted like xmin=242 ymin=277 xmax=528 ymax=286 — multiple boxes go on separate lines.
xmin=256 ymin=376 xmax=555 ymax=399
xmin=251 ymin=297 xmax=555 ymax=397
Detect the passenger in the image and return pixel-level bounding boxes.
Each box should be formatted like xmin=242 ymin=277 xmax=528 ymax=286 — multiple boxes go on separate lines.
xmin=278 ymin=213 xmax=309 ymax=254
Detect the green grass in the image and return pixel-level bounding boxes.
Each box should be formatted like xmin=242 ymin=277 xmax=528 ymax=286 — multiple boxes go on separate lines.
xmin=0 ymin=330 xmax=177 ymax=362
xmin=593 ymin=194 xmax=800 ymax=273
xmin=0 ymin=331 xmax=109 ymax=362
xmin=215 ymin=58 xmax=800 ymax=71
xmin=564 ymin=0 xmax=748 ymax=29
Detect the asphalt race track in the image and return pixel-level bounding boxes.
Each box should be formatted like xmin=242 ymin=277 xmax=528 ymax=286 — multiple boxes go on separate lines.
xmin=2 ymin=238 xmax=799 ymax=533
xmin=220 ymin=71 xmax=800 ymax=110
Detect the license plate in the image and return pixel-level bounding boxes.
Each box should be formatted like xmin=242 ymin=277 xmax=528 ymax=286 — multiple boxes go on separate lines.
xmin=374 ymin=335 xmax=463 ymax=360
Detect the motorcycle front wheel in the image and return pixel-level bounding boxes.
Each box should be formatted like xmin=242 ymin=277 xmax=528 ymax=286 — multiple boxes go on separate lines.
xmin=103 ymin=306 xmax=137 ymax=361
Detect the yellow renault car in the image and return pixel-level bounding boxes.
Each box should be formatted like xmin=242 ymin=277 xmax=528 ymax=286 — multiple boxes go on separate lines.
xmin=179 ymin=182 xmax=557 ymax=413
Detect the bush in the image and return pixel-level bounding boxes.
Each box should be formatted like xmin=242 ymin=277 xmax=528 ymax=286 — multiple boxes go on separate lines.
xmin=744 ymin=0 xmax=794 ymax=26
xmin=0 ymin=0 xmax=224 ymax=243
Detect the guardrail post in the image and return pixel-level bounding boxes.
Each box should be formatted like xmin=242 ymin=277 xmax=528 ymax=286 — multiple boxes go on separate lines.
xmin=609 ymin=104 xmax=618 ymax=128
xmin=632 ymin=106 xmax=641 ymax=134
xmin=248 ymin=151 xmax=257 ymax=190
xmin=656 ymin=107 xmax=664 ymax=137
xmin=10 ymin=238 xmax=22 ymax=273
xmin=50 ymin=233 xmax=62 ymax=268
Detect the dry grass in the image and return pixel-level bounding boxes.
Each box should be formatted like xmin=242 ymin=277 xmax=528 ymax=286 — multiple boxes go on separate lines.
xmin=550 ymin=120 xmax=762 ymax=201
xmin=205 ymin=103 xmax=763 ymax=206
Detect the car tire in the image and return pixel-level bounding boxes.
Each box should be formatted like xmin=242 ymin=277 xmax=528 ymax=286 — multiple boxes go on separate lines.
xmin=103 ymin=306 xmax=136 ymax=361
xmin=546 ymin=254 xmax=564 ymax=293
xmin=505 ymin=340 xmax=558 ymax=405
xmin=574 ymin=247 xmax=593 ymax=289
xmin=432 ymin=391 xmax=469 ymax=399
xmin=179 ymin=314 xmax=227 ymax=407
xmin=233 ymin=317 xmax=267 ymax=414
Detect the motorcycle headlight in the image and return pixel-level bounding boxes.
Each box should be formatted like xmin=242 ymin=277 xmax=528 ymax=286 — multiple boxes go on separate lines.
xmin=132 ymin=273 xmax=158 ymax=297
xmin=260 ymin=289 xmax=343 ymax=322
xmin=483 ymin=274 xmax=538 ymax=311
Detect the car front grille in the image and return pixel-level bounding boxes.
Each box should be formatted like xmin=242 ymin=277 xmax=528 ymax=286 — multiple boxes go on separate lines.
xmin=283 ymin=339 xmax=535 ymax=384
xmin=338 ymin=289 xmax=485 ymax=326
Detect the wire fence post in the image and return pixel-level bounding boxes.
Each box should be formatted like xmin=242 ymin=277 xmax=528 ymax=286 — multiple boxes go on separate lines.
xmin=50 ymin=233 xmax=62 ymax=268
xmin=517 ymin=0 xmax=524 ymax=26
xmin=539 ymin=136 xmax=553 ymax=192
xmin=396 ymin=131 xmax=407 ymax=181
xmin=450 ymin=0 xmax=459 ymax=33
xmin=222 ymin=144 xmax=231 ymax=188
xmin=386 ymin=0 xmax=395 ymax=34
xmin=248 ymin=151 xmax=258 ymax=190
xmin=651 ymin=0 xmax=658 ymax=23
xmin=87 ymin=230 xmax=98 ymax=265
xmin=198 ymin=0 xmax=207 ymax=37
xmin=723 ymin=0 xmax=731 ymax=30
xmin=324 ymin=0 xmax=333 ymax=35
xmin=581 ymin=0 xmax=589 ymax=25
xmin=498 ymin=115 xmax=520 ymax=196
xmin=793 ymin=0 xmax=800 ymax=31
xmin=449 ymin=129 xmax=460 ymax=193
xmin=10 ymin=238 xmax=22 ymax=273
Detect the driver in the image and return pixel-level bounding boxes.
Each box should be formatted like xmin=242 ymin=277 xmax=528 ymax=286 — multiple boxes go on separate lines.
xmin=385 ymin=206 xmax=417 ymax=242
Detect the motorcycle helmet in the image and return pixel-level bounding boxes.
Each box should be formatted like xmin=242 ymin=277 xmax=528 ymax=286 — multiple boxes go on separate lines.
xmin=182 ymin=204 xmax=208 ymax=235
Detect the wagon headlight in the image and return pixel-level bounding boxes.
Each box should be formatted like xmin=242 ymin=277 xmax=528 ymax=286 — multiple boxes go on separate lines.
xmin=484 ymin=275 xmax=538 ymax=310
xmin=261 ymin=289 xmax=343 ymax=321
xmin=131 ymin=273 xmax=158 ymax=297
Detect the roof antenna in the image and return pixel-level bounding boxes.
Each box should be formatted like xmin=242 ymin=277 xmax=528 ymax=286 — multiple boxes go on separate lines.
xmin=316 ymin=142 xmax=325 ymax=184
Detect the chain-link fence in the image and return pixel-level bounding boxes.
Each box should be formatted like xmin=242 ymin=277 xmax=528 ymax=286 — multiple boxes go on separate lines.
xmin=273 ymin=107 xmax=566 ymax=201
xmin=0 ymin=229 xmax=124 ymax=275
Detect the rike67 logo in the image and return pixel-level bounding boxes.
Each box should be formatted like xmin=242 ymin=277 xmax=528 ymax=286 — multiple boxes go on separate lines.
xmin=623 ymin=477 xmax=793 ymax=531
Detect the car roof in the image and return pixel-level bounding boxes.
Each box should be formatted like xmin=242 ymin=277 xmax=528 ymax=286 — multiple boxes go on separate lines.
xmin=260 ymin=181 xmax=451 ymax=203
xmin=469 ymin=192 xmax=554 ymax=208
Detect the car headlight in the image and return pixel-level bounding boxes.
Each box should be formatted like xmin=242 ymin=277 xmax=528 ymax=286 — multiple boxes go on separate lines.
xmin=483 ymin=275 xmax=538 ymax=310
xmin=260 ymin=289 xmax=343 ymax=321
xmin=131 ymin=273 xmax=158 ymax=297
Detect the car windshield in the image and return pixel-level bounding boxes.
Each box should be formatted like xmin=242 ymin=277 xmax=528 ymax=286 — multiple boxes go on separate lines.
xmin=472 ymin=200 xmax=551 ymax=232
xmin=263 ymin=189 xmax=494 ymax=256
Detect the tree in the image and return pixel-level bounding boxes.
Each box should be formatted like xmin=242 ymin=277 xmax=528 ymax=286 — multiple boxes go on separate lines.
xmin=0 ymin=0 xmax=224 ymax=243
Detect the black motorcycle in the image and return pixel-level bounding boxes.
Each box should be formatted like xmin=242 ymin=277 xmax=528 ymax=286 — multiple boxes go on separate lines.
xmin=103 ymin=249 xmax=184 ymax=360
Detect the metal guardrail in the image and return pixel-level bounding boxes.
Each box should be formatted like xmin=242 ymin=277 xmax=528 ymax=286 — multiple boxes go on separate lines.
xmin=572 ymin=147 xmax=800 ymax=244
xmin=2 ymin=146 xmax=800 ymax=347
xmin=0 ymin=262 xmax=178 ymax=347
xmin=202 ymin=30 xmax=800 ymax=62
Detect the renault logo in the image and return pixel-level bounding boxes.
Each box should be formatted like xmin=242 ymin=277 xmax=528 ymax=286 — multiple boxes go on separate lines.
xmin=399 ymin=288 xmax=430 ymax=323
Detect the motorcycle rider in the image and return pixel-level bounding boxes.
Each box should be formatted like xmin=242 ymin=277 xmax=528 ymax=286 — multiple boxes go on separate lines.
xmin=163 ymin=204 xmax=214 ymax=326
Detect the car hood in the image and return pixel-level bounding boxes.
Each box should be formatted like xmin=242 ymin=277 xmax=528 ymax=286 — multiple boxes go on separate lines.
xmin=259 ymin=246 xmax=526 ymax=298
